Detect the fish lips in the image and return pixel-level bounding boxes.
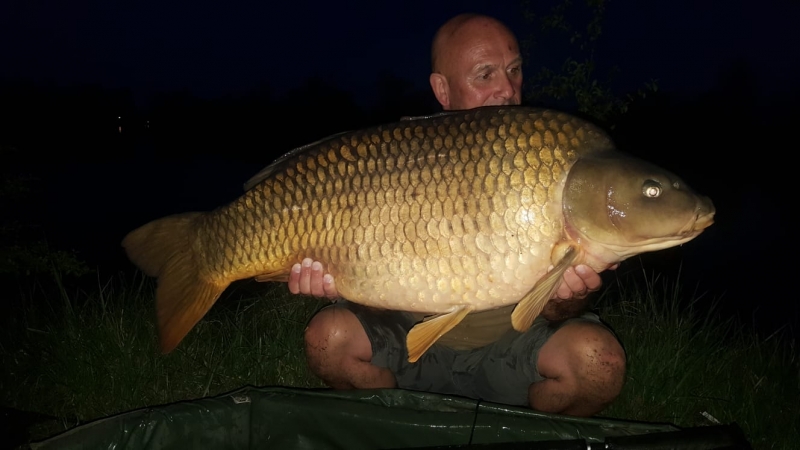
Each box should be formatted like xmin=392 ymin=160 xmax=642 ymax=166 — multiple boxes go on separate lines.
xmin=680 ymin=196 xmax=716 ymax=236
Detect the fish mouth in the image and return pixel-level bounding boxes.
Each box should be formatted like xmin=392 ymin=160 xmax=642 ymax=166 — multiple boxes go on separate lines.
xmin=677 ymin=212 xmax=714 ymax=237
xmin=693 ymin=211 xmax=715 ymax=231
xmin=677 ymin=197 xmax=717 ymax=237
xmin=652 ymin=197 xmax=716 ymax=245
xmin=685 ymin=196 xmax=716 ymax=234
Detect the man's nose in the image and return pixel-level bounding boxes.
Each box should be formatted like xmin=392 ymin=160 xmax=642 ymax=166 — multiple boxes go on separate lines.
xmin=495 ymin=74 xmax=516 ymax=99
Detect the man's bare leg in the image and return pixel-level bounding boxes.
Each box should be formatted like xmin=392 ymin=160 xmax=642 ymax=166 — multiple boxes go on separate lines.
xmin=304 ymin=306 xmax=396 ymax=389
xmin=529 ymin=321 xmax=626 ymax=417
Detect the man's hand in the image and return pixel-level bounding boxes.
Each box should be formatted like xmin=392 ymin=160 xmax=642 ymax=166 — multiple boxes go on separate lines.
xmin=552 ymin=265 xmax=603 ymax=301
xmin=540 ymin=264 xmax=618 ymax=321
xmin=288 ymin=258 xmax=339 ymax=300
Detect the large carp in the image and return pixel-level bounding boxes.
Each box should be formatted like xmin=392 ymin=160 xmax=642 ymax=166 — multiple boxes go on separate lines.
xmin=122 ymin=106 xmax=715 ymax=362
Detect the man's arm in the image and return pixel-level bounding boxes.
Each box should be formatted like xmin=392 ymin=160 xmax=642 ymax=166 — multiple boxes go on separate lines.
xmin=287 ymin=259 xmax=614 ymax=315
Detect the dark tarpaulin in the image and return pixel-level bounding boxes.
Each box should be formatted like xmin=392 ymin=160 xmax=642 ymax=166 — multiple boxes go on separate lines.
xmin=29 ymin=386 xmax=747 ymax=449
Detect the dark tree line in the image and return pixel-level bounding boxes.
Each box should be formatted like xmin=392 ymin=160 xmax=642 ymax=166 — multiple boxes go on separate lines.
xmin=0 ymin=72 xmax=440 ymax=166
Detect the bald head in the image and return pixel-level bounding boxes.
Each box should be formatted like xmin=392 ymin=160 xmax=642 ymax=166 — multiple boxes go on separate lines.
xmin=431 ymin=14 xmax=514 ymax=72
xmin=429 ymin=14 xmax=523 ymax=110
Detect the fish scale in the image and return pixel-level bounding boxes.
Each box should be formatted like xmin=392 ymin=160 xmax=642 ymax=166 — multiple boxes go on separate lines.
xmin=122 ymin=106 xmax=714 ymax=361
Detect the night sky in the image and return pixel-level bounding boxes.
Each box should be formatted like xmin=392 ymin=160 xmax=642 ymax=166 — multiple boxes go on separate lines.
xmin=2 ymin=0 xmax=799 ymax=335
xmin=3 ymin=0 xmax=798 ymax=105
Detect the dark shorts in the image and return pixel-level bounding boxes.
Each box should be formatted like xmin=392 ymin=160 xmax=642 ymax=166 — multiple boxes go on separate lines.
xmin=324 ymin=301 xmax=610 ymax=407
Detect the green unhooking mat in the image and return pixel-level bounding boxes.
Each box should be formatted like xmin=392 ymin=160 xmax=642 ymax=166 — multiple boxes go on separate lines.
xmin=29 ymin=386 xmax=751 ymax=449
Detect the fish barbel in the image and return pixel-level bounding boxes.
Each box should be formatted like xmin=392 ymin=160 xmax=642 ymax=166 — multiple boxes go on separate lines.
xmin=122 ymin=106 xmax=715 ymax=362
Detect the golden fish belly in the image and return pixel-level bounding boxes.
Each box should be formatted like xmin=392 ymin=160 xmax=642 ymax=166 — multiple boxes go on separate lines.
xmin=196 ymin=108 xmax=610 ymax=313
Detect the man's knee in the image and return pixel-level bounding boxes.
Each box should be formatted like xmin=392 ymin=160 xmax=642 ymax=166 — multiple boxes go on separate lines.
xmin=538 ymin=321 xmax=626 ymax=403
xmin=304 ymin=306 xmax=372 ymax=373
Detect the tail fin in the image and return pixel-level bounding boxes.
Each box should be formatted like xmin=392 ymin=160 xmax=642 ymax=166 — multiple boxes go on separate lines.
xmin=122 ymin=213 xmax=228 ymax=353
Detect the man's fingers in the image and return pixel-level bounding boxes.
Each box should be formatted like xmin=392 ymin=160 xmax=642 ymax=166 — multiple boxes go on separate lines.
xmin=553 ymin=267 xmax=580 ymax=299
xmin=575 ymin=265 xmax=602 ymax=291
xmin=298 ymin=258 xmax=313 ymax=295
xmin=288 ymin=263 xmax=302 ymax=294
xmin=310 ymin=261 xmax=326 ymax=297
xmin=565 ymin=267 xmax=587 ymax=295
xmin=322 ymin=274 xmax=339 ymax=299
xmin=288 ymin=258 xmax=340 ymax=300
xmin=551 ymin=265 xmax=604 ymax=300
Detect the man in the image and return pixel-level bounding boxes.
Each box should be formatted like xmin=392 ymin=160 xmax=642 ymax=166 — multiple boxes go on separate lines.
xmin=287 ymin=13 xmax=626 ymax=417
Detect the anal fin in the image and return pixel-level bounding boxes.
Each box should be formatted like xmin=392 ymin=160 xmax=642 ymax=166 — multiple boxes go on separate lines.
xmin=511 ymin=245 xmax=578 ymax=332
xmin=406 ymin=306 xmax=471 ymax=363
xmin=254 ymin=269 xmax=291 ymax=283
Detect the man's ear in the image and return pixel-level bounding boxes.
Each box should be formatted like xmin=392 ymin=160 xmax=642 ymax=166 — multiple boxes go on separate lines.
xmin=429 ymin=73 xmax=450 ymax=109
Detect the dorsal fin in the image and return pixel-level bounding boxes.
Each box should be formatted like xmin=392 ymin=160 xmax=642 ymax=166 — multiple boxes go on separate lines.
xmin=399 ymin=110 xmax=460 ymax=121
xmin=242 ymin=131 xmax=350 ymax=191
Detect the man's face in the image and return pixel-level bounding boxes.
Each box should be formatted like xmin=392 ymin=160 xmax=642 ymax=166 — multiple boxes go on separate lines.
xmin=438 ymin=25 xmax=523 ymax=110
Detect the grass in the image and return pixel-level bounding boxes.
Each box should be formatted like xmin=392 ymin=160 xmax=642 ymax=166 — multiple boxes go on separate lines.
xmin=0 ymin=273 xmax=326 ymax=445
xmin=1 ymin=269 xmax=798 ymax=449
xmin=596 ymin=271 xmax=798 ymax=449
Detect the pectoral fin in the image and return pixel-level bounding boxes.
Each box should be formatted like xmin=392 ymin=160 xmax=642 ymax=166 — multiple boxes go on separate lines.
xmin=406 ymin=306 xmax=471 ymax=363
xmin=511 ymin=245 xmax=578 ymax=332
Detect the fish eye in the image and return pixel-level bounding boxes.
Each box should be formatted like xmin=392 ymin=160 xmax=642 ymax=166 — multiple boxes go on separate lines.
xmin=643 ymin=180 xmax=662 ymax=198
